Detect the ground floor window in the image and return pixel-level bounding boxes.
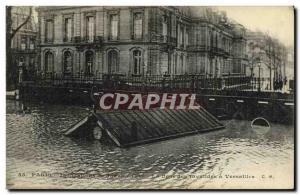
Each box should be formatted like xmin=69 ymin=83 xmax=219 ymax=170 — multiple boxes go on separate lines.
xmin=133 ymin=50 xmax=142 ymax=75
xmin=85 ymin=51 xmax=94 ymax=76
xmin=45 ymin=51 xmax=54 ymax=73
xmin=63 ymin=51 xmax=72 ymax=75
xmin=108 ymin=50 xmax=119 ymax=74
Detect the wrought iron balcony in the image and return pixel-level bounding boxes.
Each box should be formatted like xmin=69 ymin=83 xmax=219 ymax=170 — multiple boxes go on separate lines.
xmin=72 ymin=36 xmax=103 ymax=44
xmin=63 ymin=37 xmax=72 ymax=43
xmin=11 ymin=48 xmax=37 ymax=53
xmin=161 ymin=35 xmax=177 ymax=46
xmin=44 ymin=38 xmax=54 ymax=43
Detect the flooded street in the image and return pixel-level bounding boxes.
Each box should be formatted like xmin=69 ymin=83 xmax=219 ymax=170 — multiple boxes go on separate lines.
xmin=6 ymin=100 xmax=294 ymax=189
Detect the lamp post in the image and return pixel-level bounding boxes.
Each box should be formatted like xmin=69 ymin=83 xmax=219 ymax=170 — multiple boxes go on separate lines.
xmin=258 ymin=61 xmax=261 ymax=92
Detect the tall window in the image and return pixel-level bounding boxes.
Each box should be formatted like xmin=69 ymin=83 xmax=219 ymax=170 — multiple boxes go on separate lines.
xmin=108 ymin=50 xmax=119 ymax=73
xmin=64 ymin=18 xmax=72 ymax=42
xmin=45 ymin=51 xmax=54 ymax=73
xmin=181 ymin=26 xmax=184 ymax=46
xmin=110 ymin=15 xmax=118 ymax=40
xmin=63 ymin=51 xmax=72 ymax=75
xmin=201 ymin=56 xmax=206 ymax=73
xmin=162 ymin=16 xmax=168 ymax=42
xmin=86 ymin=16 xmax=94 ymax=42
xmin=177 ymin=25 xmax=182 ymax=46
xmin=133 ymin=50 xmax=142 ymax=75
xmin=210 ymin=32 xmax=213 ymax=47
xmin=45 ymin=20 xmax=54 ymax=42
xmin=133 ymin=13 xmax=143 ymax=39
xmin=215 ymin=32 xmax=218 ymax=48
xmin=29 ymin=38 xmax=35 ymax=50
xmin=200 ymin=28 xmax=206 ymax=45
xmin=85 ymin=51 xmax=94 ymax=75
xmin=162 ymin=16 xmax=168 ymax=37
xmin=174 ymin=54 xmax=177 ymax=74
xmin=21 ymin=36 xmax=26 ymax=50
xmin=222 ymin=38 xmax=226 ymax=50
xmin=181 ymin=55 xmax=184 ymax=74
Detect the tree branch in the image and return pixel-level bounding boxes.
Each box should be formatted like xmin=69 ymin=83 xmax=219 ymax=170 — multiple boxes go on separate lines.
xmin=10 ymin=7 xmax=32 ymax=39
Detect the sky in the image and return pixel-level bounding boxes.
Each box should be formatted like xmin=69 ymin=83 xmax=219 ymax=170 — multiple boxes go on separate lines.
xmin=216 ymin=6 xmax=294 ymax=47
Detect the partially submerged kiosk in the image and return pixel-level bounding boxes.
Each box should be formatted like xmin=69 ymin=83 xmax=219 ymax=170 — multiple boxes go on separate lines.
xmin=64 ymin=93 xmax=225 ymax=147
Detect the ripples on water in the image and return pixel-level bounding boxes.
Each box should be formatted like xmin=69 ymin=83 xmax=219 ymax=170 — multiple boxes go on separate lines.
xmin=6 ymin=100 xmax=294 ymax=189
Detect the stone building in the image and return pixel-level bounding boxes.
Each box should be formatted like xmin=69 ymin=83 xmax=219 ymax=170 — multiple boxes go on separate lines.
xmin=11 ymin=7 xmax=38 ymax=77
xmin=246 ymin=30 xmax=287 ymax=89
xmin=36 ymin=6 xmax=247 ymax=77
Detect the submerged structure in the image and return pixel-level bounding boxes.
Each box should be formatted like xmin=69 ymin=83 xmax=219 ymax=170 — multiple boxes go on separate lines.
xmin=65 ymin=106 xmax=225 ymax=147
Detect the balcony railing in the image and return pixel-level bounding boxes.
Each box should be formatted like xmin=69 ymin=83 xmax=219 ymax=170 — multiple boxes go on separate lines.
xmin=11 ymin=48 xmax=36 ymax=53
xmin=72 ymin=36 xmax=103 ymax=44
xmin=161 ymin=35 xmax=177 ymax=44
xmin=44 ymin=38 xmax=54 ymax=43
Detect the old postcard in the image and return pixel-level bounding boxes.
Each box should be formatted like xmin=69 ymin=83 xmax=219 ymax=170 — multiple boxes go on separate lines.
xmin=6 ymin=6 xmax=295 ymax=190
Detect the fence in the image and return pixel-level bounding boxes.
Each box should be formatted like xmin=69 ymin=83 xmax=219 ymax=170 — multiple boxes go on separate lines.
xmin=22 ymin=72 xmax=281 ymax=93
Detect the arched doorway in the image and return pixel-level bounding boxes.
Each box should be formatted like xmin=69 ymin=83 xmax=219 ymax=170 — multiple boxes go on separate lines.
xmin=85 ymin=51 xmax=94 ymax=76
xmin=63 ymin=51 xmax=72 ymax=75
xmin=107 ymin=50 xmax=119 ymax=74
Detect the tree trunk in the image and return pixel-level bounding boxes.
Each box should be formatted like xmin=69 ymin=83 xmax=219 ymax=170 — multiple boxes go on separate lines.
xmin=6 ymin=6 xmax=15 ymax=90
xmin=6 ymin=6 xmax=32 ymax=90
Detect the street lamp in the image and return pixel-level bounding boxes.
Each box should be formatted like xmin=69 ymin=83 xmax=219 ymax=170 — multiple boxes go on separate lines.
xmin=258 ymin=61 xmax=261 ymax=92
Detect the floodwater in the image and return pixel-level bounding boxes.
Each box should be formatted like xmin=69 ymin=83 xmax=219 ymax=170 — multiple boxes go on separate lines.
xmin=6 ymin=100 xmax=294 ymax=189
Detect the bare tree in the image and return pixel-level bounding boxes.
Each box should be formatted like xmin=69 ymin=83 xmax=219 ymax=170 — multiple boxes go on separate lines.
xmin=6 ymin=6 xmax=32 ymax=90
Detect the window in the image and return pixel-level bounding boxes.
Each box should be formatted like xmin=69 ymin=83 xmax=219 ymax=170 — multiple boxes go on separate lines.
xmin=63 ymin=51 xmax=72 ymax=75
xmin=200 ymin=28 xmax=206 ymax=45
xmin=133 ymin=13 xmax=143 ymax=39
xmin=161 ymin=52 xmax=168 ymax=74
xmin=21 ymin=17 xmax=28 ymax=30
xmin=86 ymin=16 xmax=94 ymax=42
xmin=64 ymin=18 xmax=72 ymax=42
xmin=181 ymin=26 xmax=184 ymax=46
xmin=162 ymin=16 xmax=168 ymax=37
xmin=181 ymin=55 xmax=184 ymax=74
xmin=21 ymin=36 xmax=26 ymax=50
xmin=25 ymin=18 xmax=32 ymax=30
xmin=210 ymin=32 xmax=213 ymax=47
xmin=133 ymin=50 xmax=142 ymax=75
xmin=174 ymin=54 xmax=177 ymax=74
xmin=185 ymin=30 xmax=188 ymax=46
xmin=45 ymin=20 xmax=54 ymax=42
xmin=199 ymin=55 xmax=205 ymax=73
xmin=215 ymin=32 xmax=218 ymax=47
xmin=196 ymin=55 xmax=205 ymax=73
xmin=222 ymin=38 xmax=226 ymax=50
xmin=110 ymin=15 xmax=118 ymax=40
xmin=19 ymin=57 xmax=24 ymax=66
xmin=178 ymin=55 xmax=182 ymax=74
xmin=195 ymin=28 xmax=200 ymax=45
xmin=85 ymin=51 xmax=94 ymax=75
xmin=45 ymin=51 xmax=54 ymax=73
xmin=108 ymin=50 xmax=119 ymax=73
xmin=29 ymin=38 xmax=35 ymax=50
xmin=30 ymin=57 xmax=35 ymax=66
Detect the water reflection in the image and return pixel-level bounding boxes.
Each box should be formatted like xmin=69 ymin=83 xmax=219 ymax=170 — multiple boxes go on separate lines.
xmin=6 ymin=100 xmax=294 ymax=189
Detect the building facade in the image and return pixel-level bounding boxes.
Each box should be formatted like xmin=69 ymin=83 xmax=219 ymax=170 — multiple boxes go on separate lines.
xmin=246 ymin=30 xmax=288 ymax=90
xmin=11 ymin=7 xmax=38 ymax=77
xmin=36 ymin=6 xmax=247 ymax=77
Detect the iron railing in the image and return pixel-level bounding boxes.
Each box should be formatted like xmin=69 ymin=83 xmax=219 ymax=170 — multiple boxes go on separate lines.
xmin=21 ymin=72 xmax=281 ymax=93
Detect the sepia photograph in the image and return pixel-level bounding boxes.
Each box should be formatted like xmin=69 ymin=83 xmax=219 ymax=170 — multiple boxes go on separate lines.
xmin=5 ymin=5 xmax=295 ymax=190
